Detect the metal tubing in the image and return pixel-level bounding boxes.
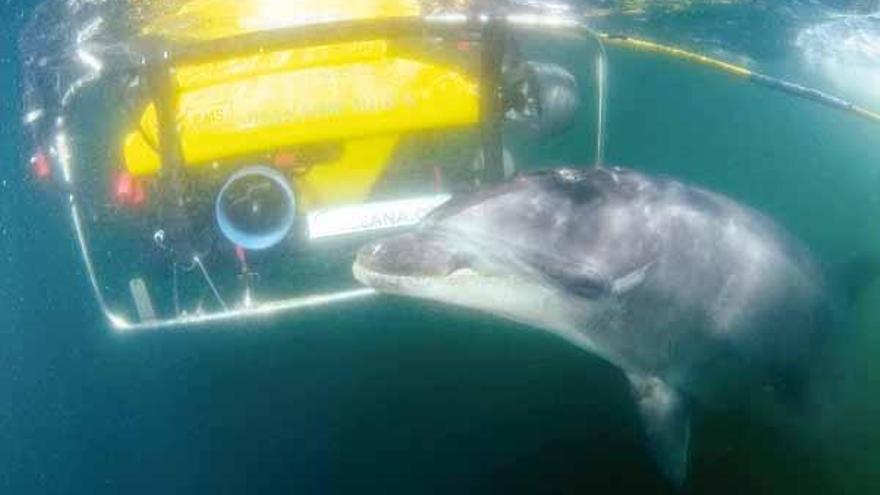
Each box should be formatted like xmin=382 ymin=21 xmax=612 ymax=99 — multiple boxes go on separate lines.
xmin=479 ymin=16 xmax=506 ymax=183
xmin=111 ymin=288 xmax=376 ymax=332
xmin=194 ymin=255 xmax=229 ymax=311
xmin=594 ymin=38 xmax=608 ymax=168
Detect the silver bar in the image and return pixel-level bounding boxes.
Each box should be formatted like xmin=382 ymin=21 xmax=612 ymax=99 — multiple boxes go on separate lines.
xmin=594 ymin=39 xmax=608 ymax=168
xmin=307 ymin=194 xmax=450 ymax=240
xmin=193 ymin=255 xmax=229 ymax=311
xmin=129 ymin=278 xmax=157 ymax=322
xmin=111 ymin=288 xmax=376 ymax=332
xmin=70 ymin=195 xmax=130 ymax=329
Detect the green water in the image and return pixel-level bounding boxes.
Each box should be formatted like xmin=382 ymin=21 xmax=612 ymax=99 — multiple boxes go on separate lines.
xmin=465 ymin=4 xmax=880 ymax=491
xmin=507 ymin=32 xmax=880 ymax=491
xmin=4 ymin=1 xmax=880 ymax=493
xmin=605 ymin=48 xmax=880 ymax=493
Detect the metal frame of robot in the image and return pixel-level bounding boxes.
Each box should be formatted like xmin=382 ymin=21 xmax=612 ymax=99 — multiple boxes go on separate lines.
xmin=57 ymin=11 xmax=597 ymax=332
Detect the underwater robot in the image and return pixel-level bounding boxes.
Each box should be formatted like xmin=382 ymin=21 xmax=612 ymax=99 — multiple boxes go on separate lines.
xmin=18 ymin=0 xmax=880 ymax=484
xmin=19 ymin=0 xmax=585 ymax=330
xmin=20 ymin=0 xmax=878 ymax=332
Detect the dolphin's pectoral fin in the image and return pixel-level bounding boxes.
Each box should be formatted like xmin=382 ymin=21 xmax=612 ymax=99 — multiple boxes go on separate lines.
xmin=626 ymin=373 xmax=691 ymax=485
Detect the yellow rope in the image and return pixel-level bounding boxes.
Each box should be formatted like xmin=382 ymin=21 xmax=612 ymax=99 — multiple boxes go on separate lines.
xmin=596 ymin=32 xmax=880 ymax=125
xmin=598 ymin=33 xmax=753 ymax=78
xmin=850 ymin=106 xmax=880 ymax=124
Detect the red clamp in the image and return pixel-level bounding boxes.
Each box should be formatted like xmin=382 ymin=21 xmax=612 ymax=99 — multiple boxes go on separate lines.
xmin=112 ymin=170 xmax=147 ymax=208
xmin=31 ymin=150 xmax=51 ymax=181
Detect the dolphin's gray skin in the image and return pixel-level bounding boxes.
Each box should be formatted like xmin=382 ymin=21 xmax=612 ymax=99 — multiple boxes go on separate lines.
xmin=353 ymin=166 xmax=833 ymax=483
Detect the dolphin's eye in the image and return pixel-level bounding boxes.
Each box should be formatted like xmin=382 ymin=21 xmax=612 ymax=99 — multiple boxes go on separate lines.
xmin=538 ymin=263 xmax=610 ymax=299
xmin=553 ymin=273 xmax=609 ymax=299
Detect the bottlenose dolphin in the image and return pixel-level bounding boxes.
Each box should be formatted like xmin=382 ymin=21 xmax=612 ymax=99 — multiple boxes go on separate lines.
xmin=353 ymin=166 xmax=834 ymax=483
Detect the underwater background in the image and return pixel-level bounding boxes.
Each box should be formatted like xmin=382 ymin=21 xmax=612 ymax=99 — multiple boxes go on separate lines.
xmin=2 ymin=0 xmax=880 ymax=493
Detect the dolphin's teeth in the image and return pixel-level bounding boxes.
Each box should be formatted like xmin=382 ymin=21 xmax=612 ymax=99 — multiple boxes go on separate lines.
xmin=449 ymin=268 xmax=479 ymax=278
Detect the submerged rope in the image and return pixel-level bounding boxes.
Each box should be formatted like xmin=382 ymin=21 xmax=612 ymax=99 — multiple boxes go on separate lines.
xmin=597 ymin=33 xmax=880 ymax=125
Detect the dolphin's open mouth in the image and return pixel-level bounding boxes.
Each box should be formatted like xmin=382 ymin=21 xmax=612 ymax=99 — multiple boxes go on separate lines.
xmin=353 ymin=233 xmax=479 ymax=291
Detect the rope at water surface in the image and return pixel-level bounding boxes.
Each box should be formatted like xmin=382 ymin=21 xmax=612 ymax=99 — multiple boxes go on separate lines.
xmin=597 ymin=33 xmax=880 ymax=125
